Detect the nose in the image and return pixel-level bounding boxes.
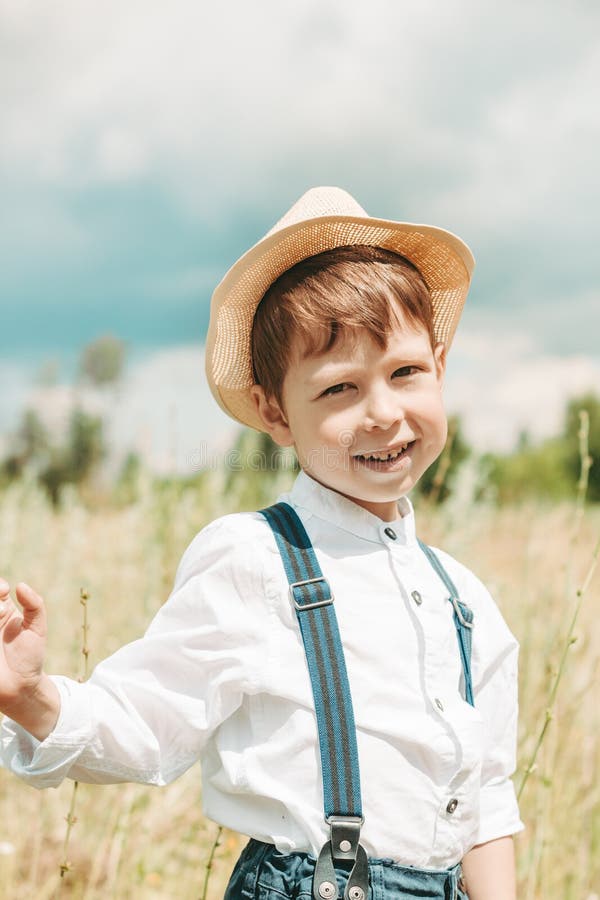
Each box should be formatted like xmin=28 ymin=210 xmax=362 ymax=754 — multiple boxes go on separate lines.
xmin=362 ymin=383 xmax=403 ymax=431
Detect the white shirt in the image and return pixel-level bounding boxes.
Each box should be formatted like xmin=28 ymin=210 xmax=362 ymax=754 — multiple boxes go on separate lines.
xmin=0 ymin=471 xmax=523 ymax=868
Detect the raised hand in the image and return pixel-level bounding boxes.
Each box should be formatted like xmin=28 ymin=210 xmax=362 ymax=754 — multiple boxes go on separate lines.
xmin=0 ymin=579 xmax=60 ymax=741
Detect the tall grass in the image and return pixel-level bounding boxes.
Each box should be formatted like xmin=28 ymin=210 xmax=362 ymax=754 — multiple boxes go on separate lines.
xmin=0 ymin=464 xmax=598 ymax=898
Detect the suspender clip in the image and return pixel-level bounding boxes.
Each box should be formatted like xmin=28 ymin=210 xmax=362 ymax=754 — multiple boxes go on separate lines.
xmin=313 ymin=816 xmax=369 ymax=900
xmin=289 ymin=576 xmax=334 ymax=611
xmin=450 ymin=595 xmax=474 ymax=629
xmin=326 ymin=815 xmax=364 ymax=861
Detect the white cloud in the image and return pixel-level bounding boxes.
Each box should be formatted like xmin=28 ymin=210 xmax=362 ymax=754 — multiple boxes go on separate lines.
xmin=445 ymin=329 xmax=600 ymax=451
xmin=461 ymin=288 xmax=600 ymax=356
xmin=1 ymin=0 xmax=598 ymax=231
xmin=105 ymin=345 xmax=239 ymax=474
xmin=94 ymin=126 xmax=150 ymax=182
xmin=434 ymin=41 xmax=600 ymax=235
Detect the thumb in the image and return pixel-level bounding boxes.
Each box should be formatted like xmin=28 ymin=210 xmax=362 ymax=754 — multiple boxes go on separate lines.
xmin=14 ymin=582 xmax=47 ymax=635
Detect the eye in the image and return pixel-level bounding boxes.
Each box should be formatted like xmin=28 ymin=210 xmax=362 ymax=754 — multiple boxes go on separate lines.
xmin=393 ymin=366 xmax=418 ymax=378
xmin=321 ymin=382 xmax=351 ymax=397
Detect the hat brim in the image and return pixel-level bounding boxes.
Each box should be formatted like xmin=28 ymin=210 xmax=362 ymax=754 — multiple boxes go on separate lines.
xmin=205 ymin=213 xmax=475 ymax=431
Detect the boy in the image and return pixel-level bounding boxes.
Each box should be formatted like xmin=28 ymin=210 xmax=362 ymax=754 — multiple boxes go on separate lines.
xmin=0 ymin=187 xmax=522 ymax=898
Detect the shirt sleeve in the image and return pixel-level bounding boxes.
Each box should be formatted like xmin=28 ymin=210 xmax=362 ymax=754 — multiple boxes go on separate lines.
xmin=473 ymin=603 xmax=524 ymax=845
xmin=0 ymin=513 xmax=270 ymax=789
xmin=436 ymin=551 xmax=525 ymax=844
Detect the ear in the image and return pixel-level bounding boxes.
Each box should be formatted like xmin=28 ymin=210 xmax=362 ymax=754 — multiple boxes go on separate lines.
xmin=433 ymin=342 xmax=447 ymax=387
xmin=250 ymin=385 xmax=295 ymax=447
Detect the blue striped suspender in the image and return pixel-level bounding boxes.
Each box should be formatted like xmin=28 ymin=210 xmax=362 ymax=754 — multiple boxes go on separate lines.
xmin=260 ymin=502 xmax=475 ymax=900
xmin=417 ymin=540 xmax=475 ymax=707
xmin=260 ymin=502 xmax=368 ymax=900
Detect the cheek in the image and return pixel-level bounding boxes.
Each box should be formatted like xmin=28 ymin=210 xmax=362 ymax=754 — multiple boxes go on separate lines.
xmin=288 ymin=411 xmax=337 ymax=455
xmin=309 ymin=406 xmax=349 ymax=436
xmin=411 ymin=388 xmax=444 ymax=415
xmin=419 ymin=395 xmax=447 ymax=439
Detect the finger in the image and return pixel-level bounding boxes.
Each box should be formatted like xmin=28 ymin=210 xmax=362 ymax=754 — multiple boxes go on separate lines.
xmin=0 ymin=595 xmax=14 ymax=618
xmin=0 ymin=589 xmax=17 ymax=623
xmin=0 ymin=578 xmax=10 ymax=600
xmin=14 ymin=582 xmax=47 ymax=635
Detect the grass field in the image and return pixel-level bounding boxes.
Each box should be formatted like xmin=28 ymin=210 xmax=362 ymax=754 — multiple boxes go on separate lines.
xmin=0 ymin=465 xmax=598 ymax=899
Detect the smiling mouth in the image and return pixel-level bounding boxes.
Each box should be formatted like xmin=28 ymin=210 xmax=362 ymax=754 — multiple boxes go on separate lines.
xmin=353 ymin=441 xmax=416 ymax=463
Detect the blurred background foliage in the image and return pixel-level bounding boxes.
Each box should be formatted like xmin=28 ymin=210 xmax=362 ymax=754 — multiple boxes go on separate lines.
xmin=482 ymin=392 xmax=600 ymax=504
xmin=1 ymin=337 xmax=598 ymax=509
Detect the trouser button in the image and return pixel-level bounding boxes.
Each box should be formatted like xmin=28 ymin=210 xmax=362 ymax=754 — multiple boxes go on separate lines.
xmin=348 ymin=888 xmax=365 ymax=900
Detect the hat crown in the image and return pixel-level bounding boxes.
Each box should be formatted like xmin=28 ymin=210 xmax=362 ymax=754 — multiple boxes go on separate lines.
xmin=265 ymin=186 xmax=369 ymax=238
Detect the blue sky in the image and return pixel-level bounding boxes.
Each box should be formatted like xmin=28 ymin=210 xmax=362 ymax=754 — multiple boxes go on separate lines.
xmin=1 ymin=1 xmax=599 ymax=467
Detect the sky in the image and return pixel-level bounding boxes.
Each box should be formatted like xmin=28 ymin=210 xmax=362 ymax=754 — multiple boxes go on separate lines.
xmin=1 ymin=1 xmax=599 ymax=471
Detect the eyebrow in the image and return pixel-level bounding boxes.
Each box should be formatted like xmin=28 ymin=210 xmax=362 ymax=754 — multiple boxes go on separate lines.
xmin=303 ymin=364 xmax=358 ymax=387
xmin=305 ymin=350 xmax=431 ymax=385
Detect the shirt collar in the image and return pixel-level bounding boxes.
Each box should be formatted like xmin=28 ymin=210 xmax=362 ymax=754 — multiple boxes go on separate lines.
xmin=283 ymin=469 xmax=417 ymax=546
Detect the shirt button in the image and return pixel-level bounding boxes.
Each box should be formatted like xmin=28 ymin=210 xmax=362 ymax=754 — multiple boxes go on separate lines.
xmin=434 ymin=697 xmax=444 ymax=712
xmin=411 ymin=590 xmax=423 ymax=606
xmin=383 ymin=526 xmax=397 ymax=540
xmin=446 ymin=798 xmax=459 ymax=814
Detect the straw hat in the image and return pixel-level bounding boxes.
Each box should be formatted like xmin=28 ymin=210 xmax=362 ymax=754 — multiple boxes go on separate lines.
xmin=205 ymin=185 xmax=475 ymax=430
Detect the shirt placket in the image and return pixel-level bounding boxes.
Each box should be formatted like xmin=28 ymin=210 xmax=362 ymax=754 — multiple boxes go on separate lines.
xmin=379 ymin=523 xmax=467 ymax=864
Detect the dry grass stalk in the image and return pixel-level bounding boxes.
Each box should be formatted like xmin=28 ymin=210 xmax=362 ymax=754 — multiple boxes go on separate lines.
xmin=55 ymin=588 xmax=91 ymax=893
xmin=518 ymin=411 xmax=598 ymax=801
xmin=200 ymin=825 xmax=223 ymax=900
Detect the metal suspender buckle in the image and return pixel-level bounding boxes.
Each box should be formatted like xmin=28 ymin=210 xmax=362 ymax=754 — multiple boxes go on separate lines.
xmin=289 ymin=576 xmax=334 ymax=611
xmin=326 ymin=815 xmax=365 ymax=858
xmin=450 ymin=595 xmax=473 ymax=629
xmin=313 ymin=816 xmax=369 ymax=900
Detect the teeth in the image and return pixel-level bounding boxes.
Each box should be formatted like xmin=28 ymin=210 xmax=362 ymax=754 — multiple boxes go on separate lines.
xmin=363 ymin=445 xmax=408 ymax=461
xmin=354 ymin=442 xmax=412 ymax=462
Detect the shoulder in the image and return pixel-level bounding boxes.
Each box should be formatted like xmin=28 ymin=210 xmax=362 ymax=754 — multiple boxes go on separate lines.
xmin=173 ymin=509 xmax=277 ymax=590
xmin=146 ymin=510 xmax=279 ymax=637
xmin=424 ymin=544 xmax=519 ymax=659
xmin=424 ymin=545 xmax=498 ymax=612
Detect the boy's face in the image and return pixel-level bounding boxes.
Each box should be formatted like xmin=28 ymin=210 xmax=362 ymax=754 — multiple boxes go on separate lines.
xmin=251 ymin=314 xmax=447 ymax=522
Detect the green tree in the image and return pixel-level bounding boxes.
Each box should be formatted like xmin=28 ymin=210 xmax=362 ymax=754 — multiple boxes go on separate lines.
xmin=225 ymin=429 xmax=298 ymax=508
xmin=66 ymin=407 xmax=105 ymax=482
xmin=481 ymin=391 xmax=600 ymax=504
xmin=481 ymin=438 xmax=571 ymax=505
xmin=15 ymin=409 xmax=50 ymax=467
xmin=0 ymin=408 xmax=50 ymax=485
xmin=38 ymin=408 xmax=106 ymax=505
xmin=78 ymin=334 xmax=126 ymax=387
xmin=113 ymin=451 xmax=143 ymax=505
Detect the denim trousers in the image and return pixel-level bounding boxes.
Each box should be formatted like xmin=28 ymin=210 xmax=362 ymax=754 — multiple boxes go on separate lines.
xmin=224 ymin=839 xmax=469 ymax=900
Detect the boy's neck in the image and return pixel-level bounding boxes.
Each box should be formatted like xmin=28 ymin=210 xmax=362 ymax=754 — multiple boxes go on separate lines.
xmin=302 ymin=471 xmax=404 ymax=522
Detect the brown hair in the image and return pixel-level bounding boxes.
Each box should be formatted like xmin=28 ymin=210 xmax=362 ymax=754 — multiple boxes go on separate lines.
xmin=251 ymin=244 xmax=435 ymax=406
